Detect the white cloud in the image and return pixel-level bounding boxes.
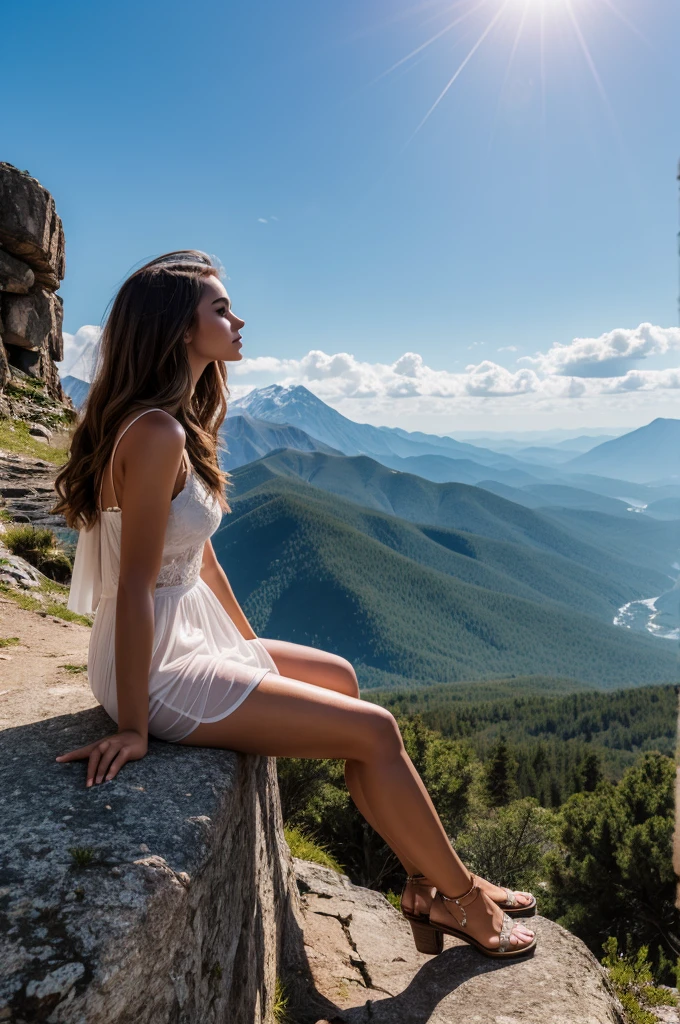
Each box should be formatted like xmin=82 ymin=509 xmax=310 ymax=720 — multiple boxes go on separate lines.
xmin=56 ymin=325 xmax=101 ymax=381
xmin=59 ymin=320 xmax=680 ymax=429
xmin=519 ymin=323 xmax=680 ymax=377
xmin=497 ymin=345 xmax=518 ymax=352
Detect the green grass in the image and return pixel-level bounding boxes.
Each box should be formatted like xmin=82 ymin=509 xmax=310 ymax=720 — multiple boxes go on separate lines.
xmin=284 ymin=826 xmax=344 ymax=873
xmin=0 ymin=636 xmax=21 ymax=648
xmin=2 ymin=524 xmax=73 ymax=583
xmin=271 ymin=976 xmax=292 ymax=1023
xmin=0 ymin=414 xmax=72 ymax=462
xmin=68 ymin=846 xmax=95 ymax=867
xmin=0 ymin=579 xmax=93 ymax=625
xmin=384 ymin=890 xmax=402 ymax=911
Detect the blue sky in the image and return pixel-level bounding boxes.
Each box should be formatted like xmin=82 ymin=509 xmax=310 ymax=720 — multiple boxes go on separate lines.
xmin=4 ymin=0 xmax=680 ymax=432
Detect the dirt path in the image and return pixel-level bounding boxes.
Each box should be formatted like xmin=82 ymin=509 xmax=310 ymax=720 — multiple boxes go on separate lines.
xmin=0 ymin=595 xmax=96 ymax=729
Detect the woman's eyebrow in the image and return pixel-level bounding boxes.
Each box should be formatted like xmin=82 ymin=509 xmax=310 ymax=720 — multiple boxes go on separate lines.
xmin=211 ymin=297 xmax=230 ymax=306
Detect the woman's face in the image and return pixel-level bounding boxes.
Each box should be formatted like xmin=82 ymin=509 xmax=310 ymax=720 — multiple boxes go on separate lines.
xmin=185 ymin=275 xmax=245 ymax=371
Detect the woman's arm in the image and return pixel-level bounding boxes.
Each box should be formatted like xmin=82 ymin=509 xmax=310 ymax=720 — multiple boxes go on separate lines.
xmin=57 ymin=411 xmax=187 ymax=785
xmin=200 ymin=538 xmax=258 ymax=640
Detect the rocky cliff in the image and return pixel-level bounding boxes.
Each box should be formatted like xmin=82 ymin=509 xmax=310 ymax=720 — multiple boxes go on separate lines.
xmin=0 ymin=593 xmax=634 ymax=1024
xmin=0 ymin=597 xmax=303 ymax=1023
xmin=0 ymin=162 xmax=75 ymax=430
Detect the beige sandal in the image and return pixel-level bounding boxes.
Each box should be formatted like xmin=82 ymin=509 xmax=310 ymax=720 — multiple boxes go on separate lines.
xmin=401 ymin=872 xmax=536 ymax=923
xmin=410 ymin=882 xmax=536 ymax=959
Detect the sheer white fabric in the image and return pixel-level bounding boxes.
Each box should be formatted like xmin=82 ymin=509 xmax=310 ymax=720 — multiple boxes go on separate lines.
xmin=66 ymin=408 xmax=278 ymax=741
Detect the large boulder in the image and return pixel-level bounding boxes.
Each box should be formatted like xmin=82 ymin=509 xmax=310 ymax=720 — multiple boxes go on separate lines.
xmin=0 ymin=313 xmax=9 ymax=390
xmin=0 ymin=164 xmax=65 ymax=291
xmin=0 ymin=250 xmax=35 ymax=294
xmin=2 ymin=288 xmax=63 ymax=356
xmin=0 ymin=607 xmax=304 ymax=1024
xmin=286 ymin=860 xmax=627 ymax=1024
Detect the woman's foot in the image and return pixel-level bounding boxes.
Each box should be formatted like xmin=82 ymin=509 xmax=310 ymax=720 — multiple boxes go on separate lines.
xmin=401 ymin=872 xmax=535 ymax=920
xmin=429 ymin=883 xmax=536 ymax=955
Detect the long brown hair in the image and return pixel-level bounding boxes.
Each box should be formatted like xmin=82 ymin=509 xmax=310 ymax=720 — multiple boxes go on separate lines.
xmin=52 ymin=249 xmax=234 ymax=529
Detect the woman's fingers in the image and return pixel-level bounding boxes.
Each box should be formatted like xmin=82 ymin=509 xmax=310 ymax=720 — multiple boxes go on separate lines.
xmin=55 ymin=741 xmax=99 ymax=762
xmin=94 ymin=743 xmax=122 ymax=784
xmin=56 ymin=730 xmax=147 ymax=787
xmin=103 ymin=748 xmax=129 ymax=782
xmin=86 ymin=742 xmax=109 ymax=787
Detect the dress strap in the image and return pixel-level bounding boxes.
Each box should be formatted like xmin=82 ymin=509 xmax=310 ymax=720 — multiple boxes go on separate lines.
xmin=98 ymin=407 xmax=166 ymax=511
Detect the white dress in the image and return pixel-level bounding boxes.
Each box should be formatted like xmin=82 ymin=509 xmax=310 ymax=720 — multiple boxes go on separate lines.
xmin=66 ymin=408 xmax=279 ymax=742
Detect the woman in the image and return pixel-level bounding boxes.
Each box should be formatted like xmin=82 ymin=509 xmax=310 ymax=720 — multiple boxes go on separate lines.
xmin=54 ymin=250 xmax=537 ymax=959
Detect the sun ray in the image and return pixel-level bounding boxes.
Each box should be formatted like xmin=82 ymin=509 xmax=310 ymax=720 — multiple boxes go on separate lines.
xmin=401 ymin=0 xmax=512 ymax=150
xmin=340 ymin=0 xmax=467 ymax=44
xmin=597 ymin=0 xmax=652 ymax=46
xmin=539 ymin=2 xmax=547 ymax=138
xmin=564 ymin=0 xmax=613 ymax=113
xmin=488 ymin=0 xmax=532 ymax=152
xmin=368 ymin=0 xmax=488 ymax=89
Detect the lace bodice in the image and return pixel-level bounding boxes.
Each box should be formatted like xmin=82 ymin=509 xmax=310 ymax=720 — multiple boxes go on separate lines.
xmin=67 ymin=409 xmax=224 ymax=613
xmin=103 ymin=469 xmax=222 ymax=594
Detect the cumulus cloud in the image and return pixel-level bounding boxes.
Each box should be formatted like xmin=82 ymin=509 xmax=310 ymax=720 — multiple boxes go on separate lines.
xmin=58 ymin=321 xmax=680 ymax=420
xmin=519 ymin=323 xmax=680 ymax=377
xmin=56 ymin=325 xmax=102 ymax=381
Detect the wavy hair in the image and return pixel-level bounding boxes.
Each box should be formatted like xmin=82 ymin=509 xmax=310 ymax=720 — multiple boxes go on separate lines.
xmin=52 ymin=249 xmax=234 ymax=530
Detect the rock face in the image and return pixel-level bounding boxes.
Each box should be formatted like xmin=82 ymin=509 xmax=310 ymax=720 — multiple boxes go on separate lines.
xmin=0 ymin=596 xmax=634 ymax=1024
xmin=0 ymin=707 xmax=301 ymax=1024
xmin=0 ymin=163 xmax=72 ymax=413
xmin=0 ymin=163 xmax=65 ymax=290
xmin=0 ymin=448 xmax=70 ymax=530
xmin=285 ymin=860 xmax=627 ymax=1024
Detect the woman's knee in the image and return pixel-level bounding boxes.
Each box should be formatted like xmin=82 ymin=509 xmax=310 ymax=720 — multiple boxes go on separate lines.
xmin=357 ymin=706 xmax=403 ymax=760
xmin=335 ymin=658 xmax=360 ymax=699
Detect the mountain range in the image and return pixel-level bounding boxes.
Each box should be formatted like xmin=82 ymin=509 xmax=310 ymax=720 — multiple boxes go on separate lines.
xmin=59 ymin=374 xmax=679 ymax=687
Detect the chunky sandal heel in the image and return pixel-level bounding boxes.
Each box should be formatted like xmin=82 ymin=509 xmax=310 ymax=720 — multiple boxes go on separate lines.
xmin=409 ymin=917 xmax=444 ymax=955
xmin=430 ymin=883 xmax=537 ymax=960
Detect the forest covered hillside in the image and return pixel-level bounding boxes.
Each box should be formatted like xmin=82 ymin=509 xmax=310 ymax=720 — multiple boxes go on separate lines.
xmin=213 ymin=478 xmax=678 ymax=689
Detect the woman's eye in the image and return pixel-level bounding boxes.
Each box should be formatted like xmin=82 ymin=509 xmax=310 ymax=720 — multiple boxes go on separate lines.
xmin=218 ymin=307 xmax=228 ymax=316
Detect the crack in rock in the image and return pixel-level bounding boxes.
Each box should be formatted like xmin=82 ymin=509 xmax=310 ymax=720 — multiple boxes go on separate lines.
xmin=313 ymin=910 xmax=394 ymax=998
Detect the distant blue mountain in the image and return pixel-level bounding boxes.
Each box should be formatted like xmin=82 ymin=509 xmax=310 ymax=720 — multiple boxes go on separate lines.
xmin=567 ymin=418 xmax=680 ymax=483
xmin=60 ymin=374 xmax=90 ymax=409
xmin=228 ymin=383 xmax=554 ymax=476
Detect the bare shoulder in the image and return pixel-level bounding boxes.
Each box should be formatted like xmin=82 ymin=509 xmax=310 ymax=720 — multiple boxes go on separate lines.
xmin=117 ymin=408 xmax=186 ymax=462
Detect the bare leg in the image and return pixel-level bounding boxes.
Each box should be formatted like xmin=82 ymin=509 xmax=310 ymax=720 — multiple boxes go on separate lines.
xmin=254 ymin=639 xmax=534 ymax=909
xmin=179 ymin=669 xmax=534 ymax=950
xmin=255 ymin=638 xmax=420 ymax=874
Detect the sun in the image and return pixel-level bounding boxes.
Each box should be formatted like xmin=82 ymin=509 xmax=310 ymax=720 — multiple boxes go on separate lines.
xmin=368 ymin=0 xmax=639 ymax=148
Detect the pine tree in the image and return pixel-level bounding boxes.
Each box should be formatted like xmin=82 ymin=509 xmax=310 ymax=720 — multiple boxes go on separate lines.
xmin=577 ymin=751 xmax=603 ymax=792
xmin=484 ymin=737 xmax=519 ymax=807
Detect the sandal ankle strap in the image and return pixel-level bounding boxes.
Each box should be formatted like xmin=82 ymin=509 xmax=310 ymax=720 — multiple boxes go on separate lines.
xmin=437 ymin=880 xmax=479 ymax=928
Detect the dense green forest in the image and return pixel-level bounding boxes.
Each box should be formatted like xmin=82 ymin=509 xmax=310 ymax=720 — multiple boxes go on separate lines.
xmin=277 ymin=680 xmax=678 ymax=1002
xmin=369 ymin=684 xmax=676 ymax=803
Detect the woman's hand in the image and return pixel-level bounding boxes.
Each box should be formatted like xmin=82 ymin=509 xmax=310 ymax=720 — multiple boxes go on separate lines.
xmin=55 ymin=729 xmax=148 ymax=787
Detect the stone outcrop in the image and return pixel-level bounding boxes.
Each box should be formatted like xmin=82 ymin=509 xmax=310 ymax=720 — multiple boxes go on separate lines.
xmin=285 ymin=860 xmax=628 ymax=1024
xmin=0 ymin=448 xmax=70 ymax=529
xmin=0 ymin=163 xmax=73 ymax=415
xmin=0 ymin=597 xmax=642 ymax=1024
xmin=0 ymin=709 xmax=301 ymax=1023
xmin=0 ymin=163 xmax=65 ymax=291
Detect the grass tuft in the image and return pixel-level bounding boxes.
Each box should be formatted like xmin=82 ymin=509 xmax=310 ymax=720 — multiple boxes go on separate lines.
xmin=284 ymin=825 xmax=344 ymax=873
xmin=68 ymin=846 xmax=95 ymax=868
xmin=271 ymin=976 xmax=292 ymax=1024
